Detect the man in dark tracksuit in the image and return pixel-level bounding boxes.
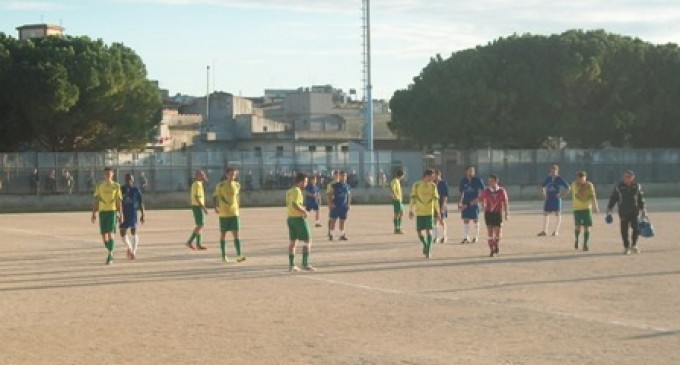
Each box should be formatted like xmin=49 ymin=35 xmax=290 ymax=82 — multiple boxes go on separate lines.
xmin=606 ymin=170 xmax=646 ymax=255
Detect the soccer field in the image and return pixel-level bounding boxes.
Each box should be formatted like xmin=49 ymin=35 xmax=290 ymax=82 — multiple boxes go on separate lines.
xmin=0 ymin=201 xmax=678 ymax=364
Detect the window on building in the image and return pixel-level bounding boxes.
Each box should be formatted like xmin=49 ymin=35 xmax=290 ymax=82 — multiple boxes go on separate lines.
xmin=263 ymin=126 xmax=268 ymax=132
xmin=325 ymin=146 xmax=333 ymax=152
xmin=309 ymin=146 xmax=316 ymax=152
xmin=276 ymin=146 xmax=284 ymax=157
xmin=254 ymin=146 xmax=262 ymax=156
xmin=340 ymin=145 xmax=349 ymax=152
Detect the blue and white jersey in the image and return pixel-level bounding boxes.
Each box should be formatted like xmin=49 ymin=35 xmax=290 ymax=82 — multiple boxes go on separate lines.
xmin=305 ymin=183 xmax=319 ymax=204
xmin=436 ymin=180 xmax=449 ymax=207
xmin=459 ymin=177 xmax=485 ymax=204
xmin=542 ymin=175 xmax=569 ymax=198
xmin=332 ymin=182 xmax=351 ymax=208
xmin=121 ymin=185 xmax=143 ymax=217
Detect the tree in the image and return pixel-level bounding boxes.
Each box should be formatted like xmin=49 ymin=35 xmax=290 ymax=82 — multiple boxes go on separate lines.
xmin=0 ymin=34 xmax=161 ymax=151
xmin=389 ymin=30 xmax=680 ymax=149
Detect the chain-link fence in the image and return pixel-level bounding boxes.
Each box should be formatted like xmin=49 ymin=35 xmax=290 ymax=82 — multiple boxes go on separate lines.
xmin=0 ymin=150 xmax=424 ymax=195
xmin=440 ymin=149 xmax=680 ymax=186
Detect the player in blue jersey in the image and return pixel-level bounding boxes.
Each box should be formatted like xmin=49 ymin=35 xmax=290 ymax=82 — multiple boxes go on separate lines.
xmin=433 ymin=169 xmax=450 ymax=243
xmin=305 ymin=174 xmax=323 ymax=228
xmin=458 ymin=165 xmax=485 ymax=243
xmin=538 ymin=164 xmax=571 ymax=237
xmin=120 ymin=173 xmax=145 ymax=259
xmin=328 ymin=171 xmax=351 ymax=241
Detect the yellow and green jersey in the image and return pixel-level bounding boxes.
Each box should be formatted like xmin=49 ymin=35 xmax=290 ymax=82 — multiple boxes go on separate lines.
xmin=286 ymin=186 xmax=305 ymax=217
xmin=390 ymin=177 xmax=402 ymax=201
xmin=213 ymin=180 xmax=240 ymax=217
xmin=190 ymin=180 xmax=205 ymax=206
xmin=93 ymin=180 xmax=122 ymax=212
xmin=572 ymin=181 xmax=596 ymax=210
xmin=410 ymin=180 xmax=440 ymax=216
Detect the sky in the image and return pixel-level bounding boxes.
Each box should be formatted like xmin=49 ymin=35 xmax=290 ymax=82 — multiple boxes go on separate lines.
xmin=2 ymin=0 xmax=680 ymax=100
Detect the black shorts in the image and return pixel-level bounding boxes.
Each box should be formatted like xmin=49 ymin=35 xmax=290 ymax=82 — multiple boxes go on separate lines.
xmin=484 ymin=212 xmax=503 ymax=227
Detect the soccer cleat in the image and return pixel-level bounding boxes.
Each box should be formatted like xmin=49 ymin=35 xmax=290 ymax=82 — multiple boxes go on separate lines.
xmin=130 ymin=252 xmax=136 ymax=260
xmin=236 ymin=256 xmax=247 ymax=263
xmin=105 ymin=256 xmax=113 ymax=265
xmin=624 ymin=248 xmax=631 ymax=255
xmin=222 ymin=255 xmax=229 ymax=263
xmin=489 ymin=251 xmax=494 ymax=257
xmin=186 ymin=242 xmax=196 ymax=251
xmin=394 ymin=229 xmax=404 ymax=235
xmin=302 ymin=265 xmax=317 ymax=272
xmin=471 ymin=237 xmax=478 ymax=243
xmin=574 ymin=242 xmax=579 ymax=250
xmin=583 ymin=245 xmax=589 ymax=252
xmin=460 ymin=238 xmax=469 ymax=244
xmin=537 ymin=231 xmax=547 ymax=237
xmin=551 ymin=231 xmax=559 ymax=237
xmin=126 ymin=249 xmax=132 ymax=260
xmin=196 ymin=244 xmax=207 ymax=251
xmin=315 ymin=223 xmax=322 ymax=227
xmin=289 ymin=265 xmax=300 ymax=272
xmin=339 ymin=235 xmax=348 ymax=241
xmin=442 ymin=237 xmax=448 ymax=244
xmin=494 ymin=245 xmax=499 ymax=254
xmin=632 ymin=246 xmax=641 ymax=254
xmin=328 ymin=233 xmax=333 ymax=241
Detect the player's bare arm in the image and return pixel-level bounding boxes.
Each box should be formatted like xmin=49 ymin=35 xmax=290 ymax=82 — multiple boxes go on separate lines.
xmin=91 ymin=198 xmax=98 ymax=223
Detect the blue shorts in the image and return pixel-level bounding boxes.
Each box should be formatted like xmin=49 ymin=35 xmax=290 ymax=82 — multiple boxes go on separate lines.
xmin=330 ymin=206 xmax=348 ymax=220
xmin=120 ymin=211 xmax=138 ymax=229
xmin=305 ymin=200 xmax=319 ymax=212
xmin=461 ymin=204 xmax=480 ymax=220
xmin=543 ymin=197 xmax=562 ymax=213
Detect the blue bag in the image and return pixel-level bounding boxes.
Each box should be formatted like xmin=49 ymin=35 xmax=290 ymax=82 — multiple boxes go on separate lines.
xmin=638 ymin=215 xmax=654 ymax=238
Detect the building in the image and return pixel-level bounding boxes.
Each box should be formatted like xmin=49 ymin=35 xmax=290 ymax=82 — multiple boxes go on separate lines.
xmin=16 ymin=24 xmax=65 ymax=41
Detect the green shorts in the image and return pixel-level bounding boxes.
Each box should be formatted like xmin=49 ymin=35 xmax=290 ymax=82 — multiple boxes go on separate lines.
xmin=392 ymin=200 xmax=403 ymax=214
xmin=99 ymin=211 xmax=117 ymax=234
xmin=220 ymin=216 xmax=240 ymax=232
xmin=287 ymin=217 xmax=310 ymax=241
xmin=574 ymin=209 xmax=593 ymax=227
xmin=192 ymin=206 xmax=205 ymax=226
xmin=416 ymin=215 xmax=434 ymax=231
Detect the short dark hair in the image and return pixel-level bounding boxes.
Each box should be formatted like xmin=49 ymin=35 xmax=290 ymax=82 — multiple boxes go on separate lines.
xmin=103 ymin=166 xmax=113 ymax=172
xmin=465 ymin=165 xmax=475 ymax=172
xmin=423 ymin=169 xmax=435 ymax=177
xmin=295 ymin=172 xmax=308 ymax=183
xmin=576 ymin=171 xmax=586 ymax=178
xmin=488 ymin=174 xmax=498 ymax=181
xmin=395 ymin=169 xmax=404 ymax=177
xmin=125 ymin=173 xmax=133 ymax=181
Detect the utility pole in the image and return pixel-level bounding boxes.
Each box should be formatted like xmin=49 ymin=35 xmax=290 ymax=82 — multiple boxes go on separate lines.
xmin=206 ymin=65 xmax=211 ymax=122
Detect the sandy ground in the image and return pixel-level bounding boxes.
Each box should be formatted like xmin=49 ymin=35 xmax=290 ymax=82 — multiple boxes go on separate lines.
xmin=0 ymin=199 xmax=678 ymax=365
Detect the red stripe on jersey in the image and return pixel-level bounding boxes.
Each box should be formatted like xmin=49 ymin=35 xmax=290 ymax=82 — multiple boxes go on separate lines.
xmin=480 ymin=187 xmax=508 ymax=213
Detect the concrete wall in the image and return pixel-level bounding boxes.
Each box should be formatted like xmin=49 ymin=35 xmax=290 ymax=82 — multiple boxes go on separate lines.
xmin=2 ymin=182 xmax=679 ymax=213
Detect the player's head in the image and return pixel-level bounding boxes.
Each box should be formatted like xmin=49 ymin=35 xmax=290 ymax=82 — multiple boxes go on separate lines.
xmin=623 ymin=170 xmax=635 ymax=184
xmin=103 ymin=167 xmax=114 ymax=180
xmin=423 ymin=169 xmax=435 ymax=182
xmin=487 ymin=174 xmax=499 ymax=187
xmin=194 ymin=170 xmax=206 ymax=181
xmin=295 ymin=172 xmax=308 ymax=188
xmin=576 ymin=171 xmax=587 ymax=183
xmin=550 ymin=164 xmax=559 ymax=176
xmin=339 ymin=170 xmax=348 ymax=183
xmin=465 ymin=165 xmax=476 ymax=177
xmin=125 ymin=173 xmax=134 ymax=185
xmin=433 ymin=169 xmax=442 ymax=182
xmin=395 ymin=169 xmax=404 ymax=178
xmin=225 ymin=167 xmax=239 ymax=181
xmin=332 ymin=170 xmax=340 ymax=181
xmin=309 ymin=174 xmax=318 ymax=183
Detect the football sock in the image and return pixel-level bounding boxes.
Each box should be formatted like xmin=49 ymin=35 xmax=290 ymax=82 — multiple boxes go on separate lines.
xmin=426 ymin=234 xmax=433 ymax=252
xmin=397 ymin=218 xmax=402 ymax=229
xmin=235 ymin=239 xmax=242 ymax=256
xmin=574 ymin=230 xmax=580 ymax=244
xmin=288 ymin=253 xmax=295 ymax=267
xmin=187 ymin=233 xmax=196 ymax=244
xmin=123 ymin=235 xmax=132 ymax=250
xmin=463 ymin=223 xmax=469 ymax=239
xmin=220 ymin=239 xmax=226 ymax=257
xmin=584 ymin=231 xmax=590 ymax=245
xmin=474 ymin=221 xmax=480 ymax=238
xmin=131 ymin=235 xmax=138 ymax=254
xmin=487 ymin=237 xmax=494 ymax=250
xmin=432 ymin=226 xmax=439 ymax=240
xmin=393 ymin=219 xmax=398 ymax=230
xmin=196 ymin=234 xmax=202 ymax=246
xmin=418 ymin=235 xmax=426 ymax=249
xmin=542 ymin=216 xmax=549 ymax=232
xmin=302 ymin=247 xmax=309 ymax=266
xmin=554 ymin=215 xmax=562 ymax=232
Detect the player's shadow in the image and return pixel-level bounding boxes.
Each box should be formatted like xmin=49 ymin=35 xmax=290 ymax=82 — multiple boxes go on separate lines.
xmin=627 ymin=329 xmax=680 ymax=340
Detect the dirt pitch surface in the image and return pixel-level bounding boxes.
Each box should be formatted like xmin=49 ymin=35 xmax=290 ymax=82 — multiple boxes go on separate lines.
xmin=1 ymin=199 xmax=679 ymax=365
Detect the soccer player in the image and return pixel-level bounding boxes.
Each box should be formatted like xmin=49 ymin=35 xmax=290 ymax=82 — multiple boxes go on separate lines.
xmin=120 ymin=173 xmax=145 ymax=260
xmin=433 ymin=169 xmax=449 ymax=243
xmin=390 ymin=169 xmax=405 ymax=234
xmin=305 ymin=174 xmax=323 ymax=228
xmin=186 ymin=170 xmax=208 ymax=250
xmin=538 ymin=164 xmax=571 ymax=237
xmin=473 ymin=174 xmax=509 ymax=257
xmin=409 ymin=169 xmax=443 ymax=259
xmin=328 ymin=171 xmax=352 ymax=241
xmin=325 ymin=170 xmax=340 ymax=240
xmin=458 ymin=165 xmax=485 ymax=243
xmin=213 ymin=167 xmax=245 ymax=263
xmin=286 ymin=172 xmax=316 ymax=272
xmin=606 ymin=170 xmax=646 ymax=255
xmin=91 ymin=167 xmax=123 ymax=265
xmin=572 ymin=171 xmax=599 ymax=252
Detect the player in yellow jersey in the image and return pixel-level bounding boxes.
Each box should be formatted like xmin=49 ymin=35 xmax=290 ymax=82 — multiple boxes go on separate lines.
xmin=186 ymin=170 xmax=208 ymax=250
xmin=390 ymin=169 xmax=405 ymax=234
xmin=91 ymin=167 xmax=123 ymax=265
xmin=572 ymin=171 xmax=599 ymax=251
xmin=287 ymin=172 xmax=315 ymax=272
xmin=213 ymin=167 xmax=245 ymax=263
xmin=409 ymin=169 xmax=443 ymax=258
